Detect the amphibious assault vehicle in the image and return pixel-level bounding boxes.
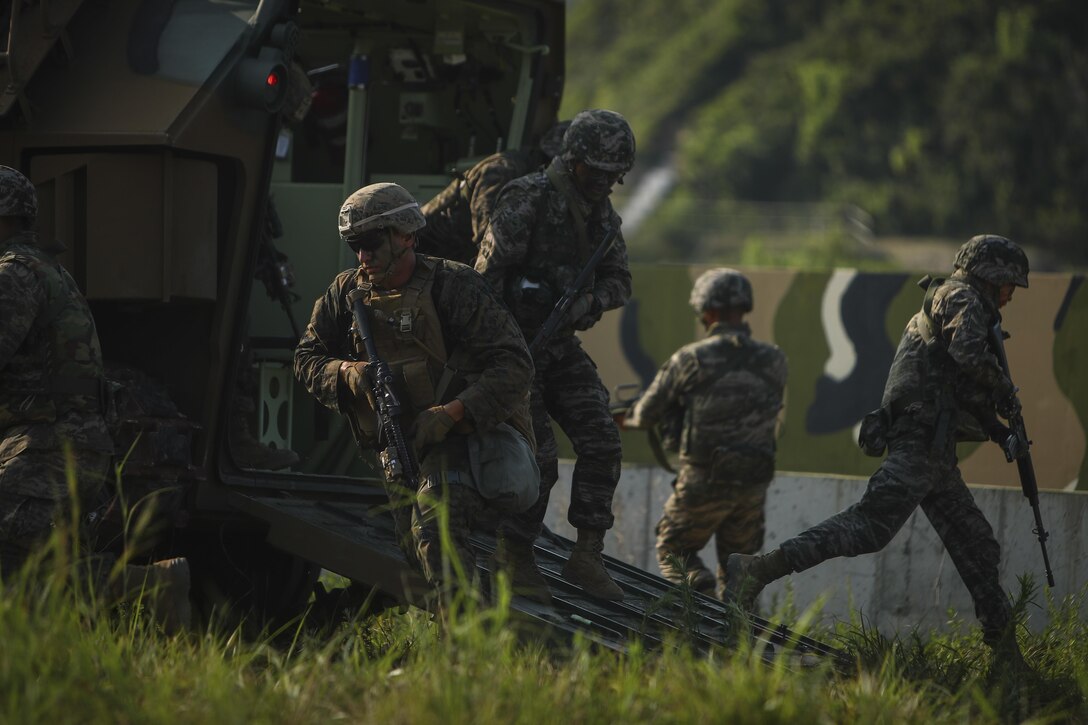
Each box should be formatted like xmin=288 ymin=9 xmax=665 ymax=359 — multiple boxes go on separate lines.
xmin=0 ymin=0 xmax=844 ymax=666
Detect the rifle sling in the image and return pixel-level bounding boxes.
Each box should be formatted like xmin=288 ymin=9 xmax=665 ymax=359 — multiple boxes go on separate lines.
xmin=545 ymin=160 xmax=592 ymax=266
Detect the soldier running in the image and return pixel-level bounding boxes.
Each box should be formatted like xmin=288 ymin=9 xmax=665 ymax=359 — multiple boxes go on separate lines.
xmin=475 ymin=109 xmax=636 ymax=601
xmin=724 ymin=235 xmax=1031 ymax=664
xmin=621 ymin=269 xmax=787 ymax=598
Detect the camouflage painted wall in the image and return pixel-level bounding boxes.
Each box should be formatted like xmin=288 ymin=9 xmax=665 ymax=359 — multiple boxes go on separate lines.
xmin=579 ymin=264 xmax=1088 ymax=491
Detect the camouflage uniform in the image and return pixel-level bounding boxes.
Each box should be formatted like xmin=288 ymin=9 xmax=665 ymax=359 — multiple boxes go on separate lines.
xmin=629 ymin=319 xmax=786 ymax=592
xmin=417 ymin=122 xmax=571 ymax=266
xmin=764 ymin=237 xmax=1029 ymax=643
xmin=417 ymin=149 xmax=538 ymax=266
xmin=295 ymin=196 xmax=533 ymax=590
xmin=0 ymin=221 xmax=113 ymax=572
xmin=475 ymin=126 xmax=632 ymax=545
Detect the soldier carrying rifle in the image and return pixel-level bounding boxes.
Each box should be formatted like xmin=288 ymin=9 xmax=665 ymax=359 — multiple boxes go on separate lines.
xmin=620 ymin=269 xmax=787 ymax=600
xmin=724 ymin=235 xmax=1036 ymax=669
xmin=294 ymin=183 xmax=536 ymax=603
xmin=475 ymin=110 xmax=636 ymax=602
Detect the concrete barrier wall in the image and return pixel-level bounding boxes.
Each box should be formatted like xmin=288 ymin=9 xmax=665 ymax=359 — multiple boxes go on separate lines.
xmin=545 ymin=462 xmax=1088 ymax=634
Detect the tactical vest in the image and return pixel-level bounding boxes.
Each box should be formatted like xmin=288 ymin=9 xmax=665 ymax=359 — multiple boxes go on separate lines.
xmin=0 ymin=238 xmax=106 ymax=432
xmin=678 ymin=332 xmax=782 ymax=471
xmin=348 ymin=257 xmax=454 ymax=444
xmin=880 ymin=276 xmax=990 ymax=444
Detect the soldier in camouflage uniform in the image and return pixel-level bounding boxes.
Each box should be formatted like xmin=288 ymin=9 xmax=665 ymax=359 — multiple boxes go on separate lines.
xmin=623 ymin=269 xmax=786 ymax=598
xmin=0 ymin=166 xmax=114 ymax=574
xmin=416 ymin=120 xmax=571 ymax=265
xmin=475 ymin=109 xmax=635 ymax=601
xmin=294 ymin=183 xmax=534 ymax=599
xmin=0 ymin=166 xmax=190 ymax=628
xmin=725 ymin=235 xmax=1030 ymax=658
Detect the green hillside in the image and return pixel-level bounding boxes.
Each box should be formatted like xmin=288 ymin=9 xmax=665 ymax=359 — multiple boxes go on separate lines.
xmin=562 ymin=0 xmax=1088 ymax=266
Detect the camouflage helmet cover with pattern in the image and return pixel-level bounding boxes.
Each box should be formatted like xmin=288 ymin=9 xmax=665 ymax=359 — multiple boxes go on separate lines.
xmin=538 ymin=119 xmax=572 ymax=158
xmin=0 ymin=165 xmax=38 ymax=221
xmin=338 ymin=182 xmax=426 ymax=239
xmin=690 ymin=268 xmax=753 ymax=313
xmin=561 ymin=109 xmax=635 ymax=173
xmin=953 ymin=234 xmax=1029 ymax=288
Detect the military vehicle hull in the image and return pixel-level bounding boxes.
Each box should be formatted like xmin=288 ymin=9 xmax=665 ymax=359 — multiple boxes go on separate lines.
xmin=0 ymin=0 xmax=845 ymax=662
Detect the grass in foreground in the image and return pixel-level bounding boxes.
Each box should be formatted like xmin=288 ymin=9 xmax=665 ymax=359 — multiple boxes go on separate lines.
xmin=1 ymin=545 xmax=1086 ymax=725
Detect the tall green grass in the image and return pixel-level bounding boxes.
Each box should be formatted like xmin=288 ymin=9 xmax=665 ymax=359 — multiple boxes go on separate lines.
xmin=1 ymin=457 xmax=1084 ymax=723
xmin=3 ymin=538 xmax=1086 ymax=723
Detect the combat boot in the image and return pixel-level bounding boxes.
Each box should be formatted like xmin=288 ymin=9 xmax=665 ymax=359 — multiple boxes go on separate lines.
xmin=659 ymin=550 xmax=715 ymax=595
xmin=112 ymin=557 xmax=193 ymax=634
xmin=722 ymin=549 xmax=790 ymax=610
xmin=985 ymin=625 xmax=1031 ymax=681
xmin=489 ymin=534 xmax=552 ymax=604
xmin=562 ymin=529 xmax=624 ymax=601
xmin=688 ymin=568 xmax=716 ymax=596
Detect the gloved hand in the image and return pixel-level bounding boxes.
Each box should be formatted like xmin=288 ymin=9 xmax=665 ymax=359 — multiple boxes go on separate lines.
xmin=339 ymin=360 xmax=370 ymax=399
xmin=996 ymin=392 xmax=1022 ymax=420
xmin=569 ymin=293 xmax=603 ymax=331
xmin=410 ymin=405 xmax=456 ymax=457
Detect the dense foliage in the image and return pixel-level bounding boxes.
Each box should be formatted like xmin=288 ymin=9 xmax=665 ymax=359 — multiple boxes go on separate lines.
xmin=562 ymin=0 xmax=1088 ymax=265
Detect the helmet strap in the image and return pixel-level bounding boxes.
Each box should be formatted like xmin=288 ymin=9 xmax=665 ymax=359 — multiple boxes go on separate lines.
xmin=366 ymin=231 xmax=413 ymax=288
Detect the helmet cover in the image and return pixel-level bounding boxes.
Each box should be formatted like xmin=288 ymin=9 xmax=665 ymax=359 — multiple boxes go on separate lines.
xmin=690 ymin=268 xmax=753 ymax=313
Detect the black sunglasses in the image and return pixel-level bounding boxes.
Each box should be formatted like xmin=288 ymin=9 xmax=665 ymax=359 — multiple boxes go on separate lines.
xmin=581 ymin=165 xmax=622 ymax=184
xmin=345 ymin=229 xmax=389 ymax=253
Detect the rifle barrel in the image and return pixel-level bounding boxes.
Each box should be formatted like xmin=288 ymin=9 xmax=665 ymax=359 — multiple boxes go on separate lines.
xmin=990 ymin=322 xmax=1056 ymax=587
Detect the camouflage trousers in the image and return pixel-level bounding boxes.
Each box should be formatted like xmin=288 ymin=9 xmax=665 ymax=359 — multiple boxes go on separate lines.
xmin=501 ymin=335 xmax=621 ymax=543
xmin=779 ymin=423 xmax=1011 ymax=640
xmin=392 ymin=436 xmax=485 ymax=595
xmin=0 ymin=446 xmax=110 ymax=575
xmin=656 ymin=463 xmax=768 ymax=590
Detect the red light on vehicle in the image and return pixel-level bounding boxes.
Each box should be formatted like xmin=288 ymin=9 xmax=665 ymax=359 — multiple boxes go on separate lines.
xmin=235 ymin=58 xmax=288 ymax=112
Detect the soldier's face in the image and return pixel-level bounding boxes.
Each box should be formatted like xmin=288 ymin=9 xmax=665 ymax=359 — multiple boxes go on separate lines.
xmin=572 ymin=162 xmax=621 ymax=202
xmin=353 ymin=229 xmax=414 ymax=287
xmin=998 ymin=283 xmax=1016 ymax=308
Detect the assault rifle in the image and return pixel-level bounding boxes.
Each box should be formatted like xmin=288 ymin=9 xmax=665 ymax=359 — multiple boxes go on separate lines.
xmin=989 ymin=321 xmax=1055 ymax=587
xmin=348 ymin=289 xmax=423 ymax=537
xmin=528 ymin=227 xmax=619 ymax=356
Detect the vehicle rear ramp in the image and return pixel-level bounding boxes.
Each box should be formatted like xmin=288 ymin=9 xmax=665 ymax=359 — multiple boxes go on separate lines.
xmin=229 ymin=490 xmax=851 ymax=672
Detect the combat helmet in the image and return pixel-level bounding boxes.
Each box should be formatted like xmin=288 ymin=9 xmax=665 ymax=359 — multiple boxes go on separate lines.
xmin=539 ymin=119 xmax=572 ymax=159
xmin=953 ymin=234 xmax=1029 ymax=288
xmin=690 ymin=268 xmax=753 ymax=313
xmin=0 ymin=165 xmax=38 ymax=221
xmin=561 ymin=109 xmax=635 ymax=173
xmin=338 ymin=182 xmax=426 ymax=240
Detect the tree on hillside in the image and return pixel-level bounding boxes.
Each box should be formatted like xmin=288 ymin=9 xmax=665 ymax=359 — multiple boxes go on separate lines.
xmin=566 ymin=0 xmax=1088 ymax=264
